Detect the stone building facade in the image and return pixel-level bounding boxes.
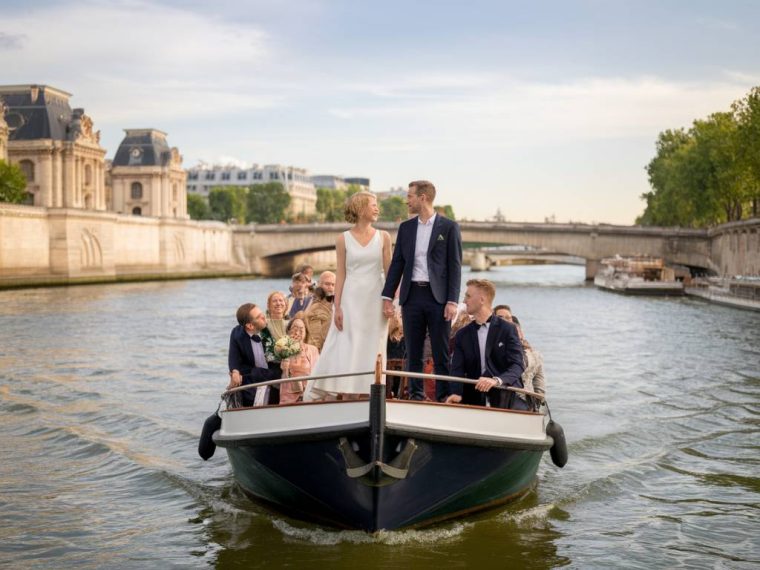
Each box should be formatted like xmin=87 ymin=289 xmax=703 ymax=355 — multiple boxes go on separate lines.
xmin=0 ymin=84 xmax=108 ymax=210
xmin=186 ymin=163 xmax=317 ymax=217
xmin=110 ymin=129 xmax=188 ymax=219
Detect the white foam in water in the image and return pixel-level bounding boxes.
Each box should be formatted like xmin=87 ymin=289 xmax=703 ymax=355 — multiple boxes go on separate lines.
xmin=271 ymin=518 xmax=471 ymax=546
xmin=499 ymin=503 xmax=555 ymax=525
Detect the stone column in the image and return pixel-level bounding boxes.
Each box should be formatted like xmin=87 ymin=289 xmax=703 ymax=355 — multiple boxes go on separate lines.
xmin=63 ymin=147 xmax=74 ymax=208
xmin=585 ymin=259 xmax=600 ymax=280
xmin=39 ymin=149 xmax=54 ymax=207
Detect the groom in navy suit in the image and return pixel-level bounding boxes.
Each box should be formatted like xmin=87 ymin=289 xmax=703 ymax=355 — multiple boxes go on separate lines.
xmin=382 ymin=180 xmax=462 ymax=401
xmin=447 ymin=279 xmax=527 ymax=409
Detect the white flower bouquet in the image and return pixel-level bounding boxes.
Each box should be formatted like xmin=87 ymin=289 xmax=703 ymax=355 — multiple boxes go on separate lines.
xmin=274 ymin=336 xmax=301 ymax=360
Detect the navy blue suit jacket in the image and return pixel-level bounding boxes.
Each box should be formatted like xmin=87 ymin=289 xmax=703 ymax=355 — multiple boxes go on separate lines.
xmin=450 ymin=317 xmax=525 ymax=406
xmin=382 ymin=215 xmax=462 ymax=306
xmin=228 ymin=325 xmax=281 ymax=404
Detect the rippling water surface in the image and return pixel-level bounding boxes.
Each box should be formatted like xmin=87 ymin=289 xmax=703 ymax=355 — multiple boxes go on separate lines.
xmin=1 ymin=266 xmax=758 ymax=569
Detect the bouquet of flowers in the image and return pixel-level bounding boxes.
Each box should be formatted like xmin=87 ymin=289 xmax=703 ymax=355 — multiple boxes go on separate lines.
xmin=274 ymin=336 xmax=302 ymax=360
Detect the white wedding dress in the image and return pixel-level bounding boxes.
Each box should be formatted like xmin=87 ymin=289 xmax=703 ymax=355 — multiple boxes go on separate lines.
xmin=304 ymin=230 xmax=388 ymax=399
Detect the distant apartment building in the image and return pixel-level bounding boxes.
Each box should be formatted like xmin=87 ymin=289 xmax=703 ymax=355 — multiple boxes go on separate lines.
xmin=186 ymin=163 xmax=316 ymax=216
xmin=311 ymin=174 xmax=371 ymax=192
xmin=375 ymin=186 xmax=407 ymax=201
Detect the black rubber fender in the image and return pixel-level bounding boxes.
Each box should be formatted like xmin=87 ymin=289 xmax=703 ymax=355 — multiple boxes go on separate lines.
xmin=198 ymin=412 xmax=222 ymax=460
xmin=546 ymin=420 xmax=568 ymax=468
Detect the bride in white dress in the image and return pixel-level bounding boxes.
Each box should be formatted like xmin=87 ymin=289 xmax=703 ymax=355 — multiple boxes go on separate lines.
xmin=304 ymin=192 xmax=391 ymax=400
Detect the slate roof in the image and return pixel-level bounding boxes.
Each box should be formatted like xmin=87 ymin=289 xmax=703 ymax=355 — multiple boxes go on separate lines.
xmin=0 ymin=85 xmax=74 ymax=141
xmin=112 ymin=129 xmax=172 ymax=167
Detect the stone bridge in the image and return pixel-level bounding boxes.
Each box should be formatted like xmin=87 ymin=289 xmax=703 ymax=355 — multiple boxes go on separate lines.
xmin=233 ymin=219 xmax=760 ymax=278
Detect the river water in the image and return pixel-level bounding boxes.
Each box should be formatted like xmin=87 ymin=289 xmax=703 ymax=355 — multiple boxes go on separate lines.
xmin=0 ymin=265 xmax=758 ymax=569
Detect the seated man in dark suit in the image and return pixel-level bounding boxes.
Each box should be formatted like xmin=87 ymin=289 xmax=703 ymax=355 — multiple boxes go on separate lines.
xmin=446 ymin=279 xmax=527 ymax=410
xmin=228 ymin=303 xmax=282 ymax=406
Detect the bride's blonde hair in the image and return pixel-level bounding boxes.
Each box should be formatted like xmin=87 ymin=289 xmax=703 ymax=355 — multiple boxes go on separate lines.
xmin=344 ymin=191 xmax=376 ymax=223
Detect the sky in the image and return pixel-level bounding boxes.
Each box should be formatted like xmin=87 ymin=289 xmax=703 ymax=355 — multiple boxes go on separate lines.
xmin=2 ymin=0 xmax=760 ymax=224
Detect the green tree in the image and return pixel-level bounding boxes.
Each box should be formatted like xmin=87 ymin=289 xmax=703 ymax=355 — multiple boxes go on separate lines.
xmin=733 ymin=86 xmax=760 ymax=217
xmin=379 ymin=196 xmax=407 ymax=221
xmin=438 ymin=204 xmax=456 ymax=220
xmin=247 ymin=182 xmax=291 ymax=224
xmin=316 ymin=187 xmax=346 ymax=222
xmin=0 ymin=160 xmax=27 ymax=204
xmin=209 ymin=186 xmax=248 ymax=224
xmin=187 ymin=193 xmax=212 ymax=220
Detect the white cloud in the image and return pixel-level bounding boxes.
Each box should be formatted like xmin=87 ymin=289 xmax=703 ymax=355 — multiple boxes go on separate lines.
xmin=0 ymin=0 xmax=277 ymax=123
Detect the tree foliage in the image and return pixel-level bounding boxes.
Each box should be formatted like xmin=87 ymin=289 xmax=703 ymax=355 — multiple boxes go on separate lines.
xmin=638 ymin=86 xmax=760 ymax=226
xmin=247 ymin=182 xmax=291 ymax=224
xmin=187 ymin=193 xmax=212 ymax=220
xmin=0 ymin=160 xmax=27 ymax=204
xmin=209 ymin=186 xmax=248 ymax=224
xmin=379 ymin=196 xmax=407 ymax=221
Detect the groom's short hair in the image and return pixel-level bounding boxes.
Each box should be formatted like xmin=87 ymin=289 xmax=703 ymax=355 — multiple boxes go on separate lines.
xmin=409 ymin=180 xmax=436 ymax=203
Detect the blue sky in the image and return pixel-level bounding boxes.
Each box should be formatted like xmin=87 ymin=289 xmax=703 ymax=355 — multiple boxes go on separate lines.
xmin=2 ymin=0 xmax=759 ymax=223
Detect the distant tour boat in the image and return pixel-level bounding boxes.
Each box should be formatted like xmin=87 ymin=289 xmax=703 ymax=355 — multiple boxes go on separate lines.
xmin=686 ymin=276 xmax=760 ymax=312
xmin=200 ymin=359 xmax=567 ymax=532
xmin=594 ymin=255 xmax=684 ymax=296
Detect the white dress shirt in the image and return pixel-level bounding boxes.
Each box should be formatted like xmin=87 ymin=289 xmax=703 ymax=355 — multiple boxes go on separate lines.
xmin=412 ymin=213 xmax=437 ymax=282
xmin=250 ymin=335 xmax=267 ymax=369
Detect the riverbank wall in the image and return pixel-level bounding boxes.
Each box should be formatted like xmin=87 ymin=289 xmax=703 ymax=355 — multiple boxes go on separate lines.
xmin=0 ymin=204 xmax=241 ymax=288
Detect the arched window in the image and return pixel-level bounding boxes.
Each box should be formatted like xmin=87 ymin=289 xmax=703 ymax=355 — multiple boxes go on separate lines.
xmin=131 ymin=182 xmax=143 ymax=200
xmin=132 ymin=206 xmax=142 ymax=216
xmin=19 ymin=160 xmax=35 ymax=182
xmin=84 ymin=164 xmax=93 ymax=186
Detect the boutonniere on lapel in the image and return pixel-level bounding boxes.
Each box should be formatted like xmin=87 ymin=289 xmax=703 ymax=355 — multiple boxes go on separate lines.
xmin=498 ymin=342 xmax=504 ymax=348
xmin=437 ymin=234 xmax=445 ymax=241
xmin=261 ymin=329 xmax=278 ymax=362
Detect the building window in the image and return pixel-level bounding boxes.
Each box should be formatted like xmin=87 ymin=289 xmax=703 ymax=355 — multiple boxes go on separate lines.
xmin=131 ymin=182 xmax=143 ymax=200
xmin=237 ymin=171 xmax=247 ymax=180
xmin=132 ymin=206 xmax=142 ymax=216
xmin=84 ymin=164 xmax=93 ymax=186
xmin=188 ymin=172 xmax=198 ymax=180
xmin=270 ymin=172 xmax=278 ymax=180
xmin=221 ymin=172 xmax=231 ymax=180
xmin=23 ymin=192 xmax=34 ymax=205
xmin=19 ymin=160 xmax=35 ymax=182
xmin=173 ymin=184 xmax=178 ymax=201
xmin=205 ymin=172 xmax=215 ymax=180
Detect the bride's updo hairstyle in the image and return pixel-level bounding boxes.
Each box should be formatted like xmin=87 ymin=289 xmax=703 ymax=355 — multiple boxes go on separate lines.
xmin=344 ymin=191 xmax=376 ymax=223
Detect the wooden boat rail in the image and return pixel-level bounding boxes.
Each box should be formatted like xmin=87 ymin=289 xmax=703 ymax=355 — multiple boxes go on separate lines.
xmin=221 ymin=364 xmax=545 ymax=403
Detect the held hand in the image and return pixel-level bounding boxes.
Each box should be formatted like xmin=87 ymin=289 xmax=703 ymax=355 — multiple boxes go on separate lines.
xmin=444 ymin=303 xmax=458 ymax=322
xmin=334 ymin=307 xmax=344 ymax=331
xmin=280 ymin=358 xmax=290 ymax=374
xmin=475 ymin=377 xmax=498 ymax=392
xmin=445 ymin=394 xmax=462 ymax=404
xmin=382 ymin=299 xmax=394 ymax=319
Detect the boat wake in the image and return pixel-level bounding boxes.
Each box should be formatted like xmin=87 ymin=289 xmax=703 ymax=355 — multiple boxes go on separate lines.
xmin=498 ymin=503 xmax=557 ymax=526
xmin=271 ymin=518 xmax=471 ymax=546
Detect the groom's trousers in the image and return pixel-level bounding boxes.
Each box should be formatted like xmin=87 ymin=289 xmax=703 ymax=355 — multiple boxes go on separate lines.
xmin=401 ymin=282 xmax=452 ymax=401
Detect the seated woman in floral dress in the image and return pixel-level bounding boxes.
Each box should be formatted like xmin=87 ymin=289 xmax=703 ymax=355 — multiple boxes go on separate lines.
xmin=279 ymin=318 xmax=320 ymax=404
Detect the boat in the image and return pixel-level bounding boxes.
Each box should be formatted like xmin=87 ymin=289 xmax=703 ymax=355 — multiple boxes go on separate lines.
xmin=685 ymin=276 xmax=760 ymax=312
xmin=594 ymin=255 xmax=684 ymax=295
xmin=203 ymin=359 xmax=567 ymax=532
